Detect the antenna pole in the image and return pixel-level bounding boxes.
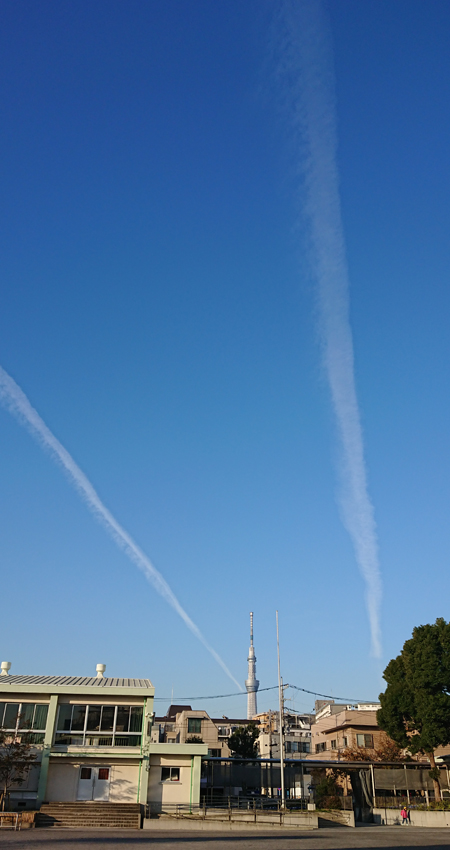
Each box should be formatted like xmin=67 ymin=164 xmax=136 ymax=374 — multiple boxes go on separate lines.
xmin=276 ymin=610 xmax=286 ymax=809
xmin=245 ymin=611 xmax=259 ymax=719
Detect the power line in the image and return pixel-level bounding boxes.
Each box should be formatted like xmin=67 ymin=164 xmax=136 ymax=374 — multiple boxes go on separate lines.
xmin=153 ymin=686 xmax=278 ymax=702
xmin=287 ymin=684 xmax=378 ymax=704
xmin=153 ymin=683 xmax=377 ymax=704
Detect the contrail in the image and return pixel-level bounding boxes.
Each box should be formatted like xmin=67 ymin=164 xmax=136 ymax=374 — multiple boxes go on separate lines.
xmin=0 ymin=365 xmax=242 ymax=688
xmin=275 ymin=1 xmax=382 ymax=656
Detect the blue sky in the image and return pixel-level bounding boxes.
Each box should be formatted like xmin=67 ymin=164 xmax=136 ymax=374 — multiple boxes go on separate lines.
xmin=1 ymin=0 xmax=450 ymax=718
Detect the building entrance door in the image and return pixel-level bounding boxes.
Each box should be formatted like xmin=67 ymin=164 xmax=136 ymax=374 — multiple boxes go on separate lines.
xmin=77 ymin=766 xmax=111 ymax=801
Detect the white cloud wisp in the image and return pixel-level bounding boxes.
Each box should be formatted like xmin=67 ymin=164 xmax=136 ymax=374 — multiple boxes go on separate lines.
xmin=277 ymin=0 xmax=382 ymax=656
xmin=0 ymin=364 xmax=242 ymax=688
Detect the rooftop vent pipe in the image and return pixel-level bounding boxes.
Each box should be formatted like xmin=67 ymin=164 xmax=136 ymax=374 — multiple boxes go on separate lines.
xmin=1 ymin=662 xmax=11 ymax=676
xmin=96 ymin=663 xmax=106 ymax=678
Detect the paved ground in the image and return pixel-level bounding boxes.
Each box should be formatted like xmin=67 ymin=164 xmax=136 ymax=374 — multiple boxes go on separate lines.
xmin=1 ymin=828 xmax=450 ymax=850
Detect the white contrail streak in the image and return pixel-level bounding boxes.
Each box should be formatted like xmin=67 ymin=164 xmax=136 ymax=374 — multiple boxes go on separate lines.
xmin=276 ymin=1 xmax=382 ymax=655
xmin=0 ymin=365 xmax=242 ymax=688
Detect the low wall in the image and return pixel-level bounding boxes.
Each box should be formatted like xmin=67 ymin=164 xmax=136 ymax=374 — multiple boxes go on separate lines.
xmin=373 ymin=807 xmax=450 ymax=828
xmin=144 ymin=809 xmax=318 ymax=831
xmin=318 ymin=810 xmax=355 ymax=828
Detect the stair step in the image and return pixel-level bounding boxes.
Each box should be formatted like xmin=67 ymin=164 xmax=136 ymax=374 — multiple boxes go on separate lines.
xmin=37 ymin=802 xmax=141 ymax=829
xmin=41 ymin=804 xmax=140 ymax=808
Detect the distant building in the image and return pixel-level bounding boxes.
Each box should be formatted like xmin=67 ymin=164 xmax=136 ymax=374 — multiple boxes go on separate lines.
xmin=152 ymin=705 xmax=254 ymax=758
xmin=255 ymin=710 xmax=312 ymax=759
xmin=310 ymin=700 xmax=383 ymax=758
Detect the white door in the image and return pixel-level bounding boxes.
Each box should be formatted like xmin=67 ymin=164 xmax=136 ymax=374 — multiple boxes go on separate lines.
xmin=77 ymin=766 xmax=111 ymax=801
xmin=94 ymin=767 xmax=111 ymax=801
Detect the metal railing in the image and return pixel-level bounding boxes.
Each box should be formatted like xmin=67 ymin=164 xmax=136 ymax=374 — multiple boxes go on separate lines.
xmin=374 ymin=795 xmax=434 ymax=809
xmin=146 ymin=795 xmax=312 ymax=818
xmin=316 ymin=795 xmax=353 ymax=811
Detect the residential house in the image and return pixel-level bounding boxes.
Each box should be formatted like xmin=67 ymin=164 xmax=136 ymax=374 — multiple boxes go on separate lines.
xmin=152 ymin=705 xmax=255 ymax=757
xmin=310 ymin=700 xmax=383 ymax=759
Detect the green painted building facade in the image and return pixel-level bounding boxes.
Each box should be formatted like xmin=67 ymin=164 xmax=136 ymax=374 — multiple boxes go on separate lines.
xmin=0 ymin=669 xmax=206 ymax=812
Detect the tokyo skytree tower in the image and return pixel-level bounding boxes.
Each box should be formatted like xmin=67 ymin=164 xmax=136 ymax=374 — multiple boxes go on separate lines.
xmin=245 ymin=612 xmax=259 ymax=719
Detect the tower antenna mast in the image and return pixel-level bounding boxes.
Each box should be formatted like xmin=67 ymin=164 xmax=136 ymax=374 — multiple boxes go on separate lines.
xmin=245 ymin=612 xmax=259 ymax=719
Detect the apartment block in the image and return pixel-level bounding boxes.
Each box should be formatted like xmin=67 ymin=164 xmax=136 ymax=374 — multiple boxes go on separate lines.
xmin=152 ymin=705 xmax=254 ymax=757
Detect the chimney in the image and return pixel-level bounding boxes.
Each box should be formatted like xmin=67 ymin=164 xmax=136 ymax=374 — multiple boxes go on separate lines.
xmin=1 ymin=662 xmax=11 ymax=676
xmin=96 ymin=664 xmax=106 ymax=679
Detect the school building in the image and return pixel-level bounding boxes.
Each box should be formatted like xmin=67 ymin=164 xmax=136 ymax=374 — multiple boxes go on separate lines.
xmin=0 ymin=662 xmax=207 ymax=813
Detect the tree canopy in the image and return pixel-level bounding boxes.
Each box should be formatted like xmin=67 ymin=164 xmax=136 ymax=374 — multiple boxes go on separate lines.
xmin=341 ymin=733 xmax=405 ymax=763
xmin=0 ymin=731 xmax=37 ymax=811
xmin=227 ymin=723 xmax=259 ymax=759
xmin=377 ymin=617 xmax=450 ymax=799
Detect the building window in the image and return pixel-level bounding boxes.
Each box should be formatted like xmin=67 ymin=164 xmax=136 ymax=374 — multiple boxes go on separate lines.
xmin=356 ymin=733 xmax=373 ymax=748
xmin=161 ymin=767 xmax=180 ymax=782
xmin=187 ymin=717 xmax=202 ymax=735
xmin=315 ymin=742 xmax=327 ymax=753
xmin=0 ymin=702 xmax=48 ymax=744
xmin=285 ymin=741 xmax=310 ymax=753
xmin=208 ymin=749 xmax=221 ymax=757
xmin=331 ymin=739 xmax=337 ymax=750
xmin=54 ymin=704 xmax=143 ymax=747
xmin=343 ymin=737 xmax=348 ymax=747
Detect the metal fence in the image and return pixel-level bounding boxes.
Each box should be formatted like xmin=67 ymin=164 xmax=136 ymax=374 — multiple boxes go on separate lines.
xmin=374 ymin=795 xmax=443 ymax=809
xmin=147 ymin=796 xmax=363 ymax=820
xmin=317 ymin=795 xmax=353 ymax=811
xmin=200 ymin=758 xmax=312 ymax=804
xmin=201 ymin=795 xmax=309 ymax=810
xmin=146 ymin=797 xmax=311 ymax=819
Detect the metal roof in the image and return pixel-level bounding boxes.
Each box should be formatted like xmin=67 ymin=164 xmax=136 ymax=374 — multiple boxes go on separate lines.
xmin=0 ymin=675 xmax=153 ymax=688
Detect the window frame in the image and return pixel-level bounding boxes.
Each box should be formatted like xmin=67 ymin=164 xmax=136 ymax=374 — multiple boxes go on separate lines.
xmin=161 ymin=766 xmax=180 ymax=782
xmin=187 ymin=717 xmax=202 ymax=735
xmin=0 ymin=701 xmax=48 ymax=743
xmin=54 ymin=703 xmax=143 ymax=748
xmin=356 ymin=733 xmax=374 ymax=748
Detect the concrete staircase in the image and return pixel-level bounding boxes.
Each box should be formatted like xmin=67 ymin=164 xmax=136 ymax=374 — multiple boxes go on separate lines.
xmin=36 ymin=802 xmax=141 ymax=829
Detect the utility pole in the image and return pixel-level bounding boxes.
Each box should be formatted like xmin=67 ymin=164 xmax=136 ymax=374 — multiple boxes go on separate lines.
xmin=276 ymin=610 xmax=286 ymax=809
xmin=268 ymin=709 xmax=272 ymax=758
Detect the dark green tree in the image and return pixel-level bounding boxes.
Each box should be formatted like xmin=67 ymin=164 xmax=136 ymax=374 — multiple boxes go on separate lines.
xmin=311 ymin=769 xmax=342 ymax=810
xmin=0 ymin=730 xmax=38 ymax=811
xmin=377 ymin=617 xmax=450 ymax=801
xmin=227 ymin=723 xmax=259 ymax=759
